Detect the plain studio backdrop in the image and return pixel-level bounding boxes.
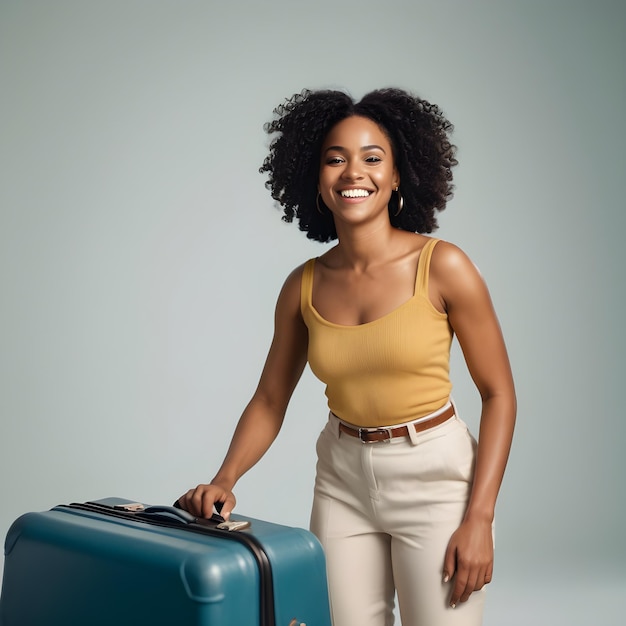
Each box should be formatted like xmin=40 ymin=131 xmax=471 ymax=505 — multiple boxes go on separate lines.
xmin=1 ymin=1 xmax=624 ymax=624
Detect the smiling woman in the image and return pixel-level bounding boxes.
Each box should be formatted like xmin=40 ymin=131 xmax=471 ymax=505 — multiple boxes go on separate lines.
xmin=258 ymin=88 xmax=457 ymax=242
xmin=178 ymin=88 xmax=516 ymax=626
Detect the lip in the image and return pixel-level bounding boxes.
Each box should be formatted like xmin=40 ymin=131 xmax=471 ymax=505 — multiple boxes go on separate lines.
xmin=338 ymin=186 xmax=374 ymax=193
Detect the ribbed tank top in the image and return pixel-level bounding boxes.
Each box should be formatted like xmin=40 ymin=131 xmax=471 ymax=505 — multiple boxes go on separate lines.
xmin=300 ymin=238 xmax=453 ymax=427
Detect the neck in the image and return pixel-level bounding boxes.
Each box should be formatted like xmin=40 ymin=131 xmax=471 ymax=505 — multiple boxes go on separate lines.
xmin=333 ymin=220 xmax=399 ymax=270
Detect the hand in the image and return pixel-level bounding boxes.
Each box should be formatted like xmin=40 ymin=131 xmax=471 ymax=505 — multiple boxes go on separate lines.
xmin=442 ymin=518 xmax=493 ymax=608
xmin=177 ymin=482 xmax=237 ymax=520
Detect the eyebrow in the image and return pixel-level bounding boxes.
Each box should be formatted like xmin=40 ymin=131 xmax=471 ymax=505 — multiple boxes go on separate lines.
xmin=324 ymin=144 xmax=387 ymax=154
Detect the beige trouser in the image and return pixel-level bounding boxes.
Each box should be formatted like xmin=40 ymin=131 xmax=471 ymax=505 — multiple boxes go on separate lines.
xmin=310 ymin=405 xmax=486 ymax=626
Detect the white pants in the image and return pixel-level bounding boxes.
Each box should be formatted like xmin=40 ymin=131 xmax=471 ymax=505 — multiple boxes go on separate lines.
xmin=310 ymin=407 xmax=486 ymax=626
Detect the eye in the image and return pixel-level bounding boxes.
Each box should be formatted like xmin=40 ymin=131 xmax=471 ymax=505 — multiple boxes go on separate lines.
xmin=325 ymin=156 xmax=345 ymax=165
xmin=365 ymin=155 xmax=382 ymax=163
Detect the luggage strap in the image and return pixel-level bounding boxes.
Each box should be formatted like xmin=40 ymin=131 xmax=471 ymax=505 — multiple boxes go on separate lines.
xmin=58 ymin=502 xmax=276 ymax=626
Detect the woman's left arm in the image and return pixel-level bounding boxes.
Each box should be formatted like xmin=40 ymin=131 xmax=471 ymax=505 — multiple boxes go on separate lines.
xmin=431 ymin=241 xmax=517 ymax=609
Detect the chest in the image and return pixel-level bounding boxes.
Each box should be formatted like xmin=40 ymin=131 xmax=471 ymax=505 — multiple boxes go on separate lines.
xmin=306 ymin=295 xmax=452 ymax=382
xmin=312 ymin=264 xmax=419 ymax=326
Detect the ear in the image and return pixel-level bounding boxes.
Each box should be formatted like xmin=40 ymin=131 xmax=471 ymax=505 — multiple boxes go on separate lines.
xmin=392 ymin=167 xmax=400 ymax=189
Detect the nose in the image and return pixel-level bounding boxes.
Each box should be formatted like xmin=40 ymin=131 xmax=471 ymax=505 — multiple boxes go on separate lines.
xmin=340 ymin=158 xmax=364 ymax=181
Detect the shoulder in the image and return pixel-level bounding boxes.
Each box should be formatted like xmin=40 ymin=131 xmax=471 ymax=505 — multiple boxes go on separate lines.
xmin=281 ymin=260 xmax=312 ymax=291
xmin=430 ymin=239 xmax=480 ymax=277
xmin=278 ymin=262 xmax=307 ymax=296
xmin=428 ymin=240 xmax=490 ymax=310
xmin=274 ymin=260 xmax=313 ymax=316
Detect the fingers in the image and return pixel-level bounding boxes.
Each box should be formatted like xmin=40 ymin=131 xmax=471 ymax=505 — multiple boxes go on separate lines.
xmin=442 ymin=543 xmax=457 ymax=585
xmin=219 ymin=493 xmax=236 ymax=520
xmin=447 ymin=560 xmax=493 ymax=608
xmin=443 ymin=522 xmax=494 ymax=608
xmin=177 ymin=484 xmax=237 ymax=520
xmin=484 ymin=561 xmax=493 ymax=586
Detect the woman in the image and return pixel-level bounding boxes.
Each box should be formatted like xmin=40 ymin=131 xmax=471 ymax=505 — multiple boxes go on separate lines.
xmin=178 ymin=88 xmax=516 ymax=626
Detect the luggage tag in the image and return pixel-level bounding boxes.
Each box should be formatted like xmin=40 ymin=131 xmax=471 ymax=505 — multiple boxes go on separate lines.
xmin=211 ymin=501 xmax=251 ymax=531
xmin=113 ymin=502 xmax=146 ymax=512
xmin=216 ymin=519 xmax=251 ymax=532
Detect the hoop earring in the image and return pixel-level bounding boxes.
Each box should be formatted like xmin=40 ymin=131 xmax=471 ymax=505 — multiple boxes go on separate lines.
xmin=393 ymin=187 xmax=404 ymax=216
xmin=316 ymin=193 xmax=326 ymax=215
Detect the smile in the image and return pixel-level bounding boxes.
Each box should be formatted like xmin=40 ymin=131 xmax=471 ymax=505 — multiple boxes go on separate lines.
xmin=339 ymin=189 xmax=372 ymax=198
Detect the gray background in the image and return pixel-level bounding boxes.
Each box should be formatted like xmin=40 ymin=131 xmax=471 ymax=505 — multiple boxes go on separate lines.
xmin=1 ymin=1 xmax=624 ymax=624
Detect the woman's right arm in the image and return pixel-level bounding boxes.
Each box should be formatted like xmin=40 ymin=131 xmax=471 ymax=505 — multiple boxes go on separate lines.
xmin=177 ymin=265 xmax=309 ymax=519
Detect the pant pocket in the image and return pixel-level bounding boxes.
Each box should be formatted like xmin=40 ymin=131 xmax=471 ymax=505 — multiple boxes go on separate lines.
xmin=444 ymin=420 xmax=477 ymax=483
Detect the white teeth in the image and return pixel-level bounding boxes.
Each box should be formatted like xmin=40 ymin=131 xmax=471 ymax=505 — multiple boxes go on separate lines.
xmin=340 ymin=189 xmax=371 ymax=198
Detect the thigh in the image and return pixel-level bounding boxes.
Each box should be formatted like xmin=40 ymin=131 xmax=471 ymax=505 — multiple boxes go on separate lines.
xmin=391 ymin=524 xmax=485 ymax=626
xmin=385 ymin=418 xmax=485 ymax=625
xmin=311 ymin=421 xmax=396 ymax=626
xmin=311 ymin=494 xmax=396 ymax=626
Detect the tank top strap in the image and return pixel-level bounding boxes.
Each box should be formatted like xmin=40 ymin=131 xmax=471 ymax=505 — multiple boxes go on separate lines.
xmin=414 ymin=238 xmax=441 ymax=297
xmin=300 ymin=258 xmax=316 ymax=315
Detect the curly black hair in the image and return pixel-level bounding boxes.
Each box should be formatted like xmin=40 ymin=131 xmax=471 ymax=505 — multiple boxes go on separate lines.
xmin=259 ymin=88 xmax=458 ymax=243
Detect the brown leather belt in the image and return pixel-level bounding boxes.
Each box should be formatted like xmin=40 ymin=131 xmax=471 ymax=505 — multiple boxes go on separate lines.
xmin=337 ymin=404 xmax=455 ymax=443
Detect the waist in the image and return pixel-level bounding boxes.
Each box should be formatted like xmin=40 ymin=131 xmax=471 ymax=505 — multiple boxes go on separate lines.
xmin=332 ymin=401 xmax=455 ymax=444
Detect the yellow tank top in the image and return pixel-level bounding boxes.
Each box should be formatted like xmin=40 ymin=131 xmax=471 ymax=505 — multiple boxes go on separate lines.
xmin=301 ymin=238 xmax=452 ymax=427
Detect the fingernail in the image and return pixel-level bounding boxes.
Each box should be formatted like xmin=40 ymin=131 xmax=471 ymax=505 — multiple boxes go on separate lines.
xmin=451 ymin=603 xmax=456 ymax=609
xmin=443 ymin=574 xmax=449 ymax=583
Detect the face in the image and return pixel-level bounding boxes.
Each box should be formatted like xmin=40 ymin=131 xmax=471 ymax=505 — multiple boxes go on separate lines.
xmin=319 ymin=115 xmax=399 ymax=229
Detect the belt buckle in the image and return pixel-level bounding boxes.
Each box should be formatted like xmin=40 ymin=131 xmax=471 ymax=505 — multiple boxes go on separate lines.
xmin=358 ymin=427 xmax=392 ymax=443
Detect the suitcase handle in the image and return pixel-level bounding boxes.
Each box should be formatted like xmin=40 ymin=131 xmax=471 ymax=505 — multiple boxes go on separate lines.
xmin=173 ymin=498 xmax=225 ymax=516
xmin=141 ymin=505 xmax=226 ymax=526
xmin=141 ymin=505 xmax=197 ymax=524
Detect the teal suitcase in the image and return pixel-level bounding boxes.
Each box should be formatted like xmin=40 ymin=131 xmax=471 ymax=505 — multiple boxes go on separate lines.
xmin=0 ymin=498 xmax=331 ymax=626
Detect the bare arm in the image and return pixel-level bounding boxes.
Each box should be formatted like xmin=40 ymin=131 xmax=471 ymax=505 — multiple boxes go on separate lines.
xmin=431 ymin=242 xmax=516 ymax=607
xmin=178 ymin=265 xmax=309 ymax=519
